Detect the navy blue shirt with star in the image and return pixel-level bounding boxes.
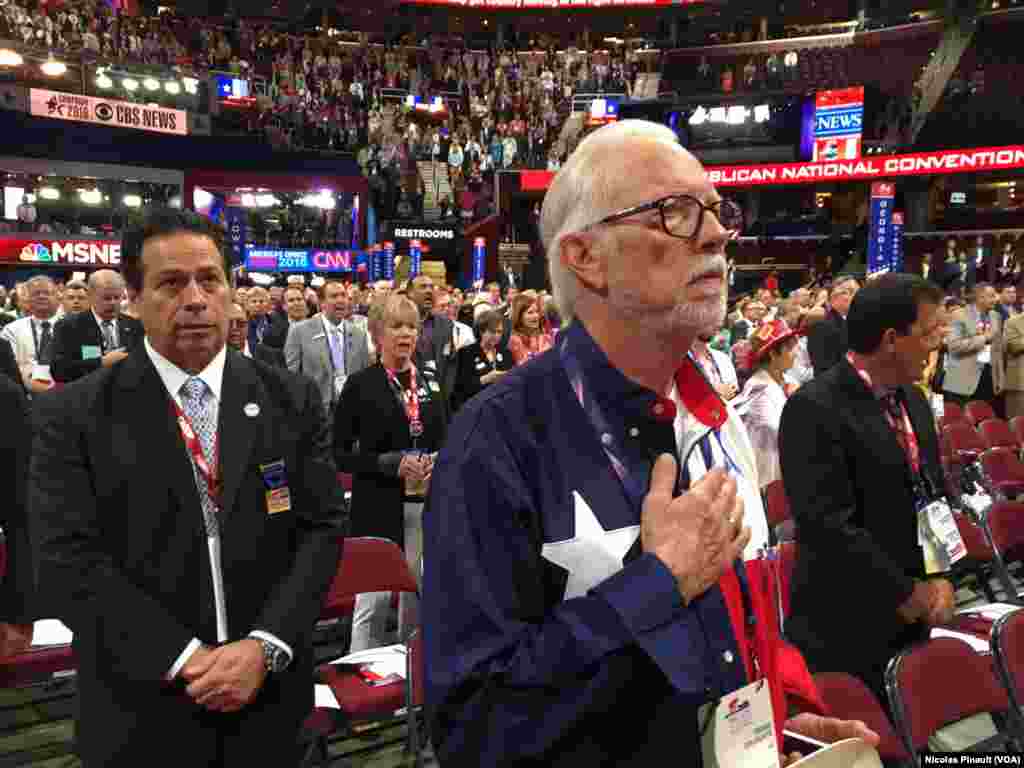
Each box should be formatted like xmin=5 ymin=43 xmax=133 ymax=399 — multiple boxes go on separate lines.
xmin=423 ymin=320 xmax=746 ymax=767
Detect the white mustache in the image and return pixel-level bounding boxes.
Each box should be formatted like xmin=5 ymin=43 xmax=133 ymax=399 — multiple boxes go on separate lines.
xmin=685 ymin=254 xmax=729 ymax=285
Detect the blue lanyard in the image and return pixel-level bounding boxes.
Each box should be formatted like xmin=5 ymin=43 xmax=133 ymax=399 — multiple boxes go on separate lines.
xmin=560 ymin=339 xmax=651 ymax=509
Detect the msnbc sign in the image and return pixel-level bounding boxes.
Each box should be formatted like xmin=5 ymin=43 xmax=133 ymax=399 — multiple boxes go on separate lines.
xmin=15 ymin=239 xmax=122 ymax=266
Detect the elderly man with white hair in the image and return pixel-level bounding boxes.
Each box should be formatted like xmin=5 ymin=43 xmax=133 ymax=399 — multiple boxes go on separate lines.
xmin=1 ymin=275 xmax=60 ymax=391
xmin=51 ymin=269 xmax=144 ymax=383
xmin=424 ymin=121 xmax=879 ymax=767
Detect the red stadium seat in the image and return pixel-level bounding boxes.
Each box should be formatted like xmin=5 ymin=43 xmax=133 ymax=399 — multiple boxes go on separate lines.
xmin=813 ymin=672 xmax=910 ymax=763
xmin=980 ymin=449 xmax=1024 ymax=499
xmin=886 ymin=637 xmax=1023 ymax=758
xmin=965 ymin=400 xmax=997 ymax=427
xmin=304 ymin=538 xmax=424 ymax=767
xmin=944 ymin=422 xmax=988 ymax=463
xmin=991 ymin=609 xmax=1024 ymax=721
xmin=943 ymin=401 xmax=964 ymax=427
xmin=978 ymin=419 xmax=1021 ymax=453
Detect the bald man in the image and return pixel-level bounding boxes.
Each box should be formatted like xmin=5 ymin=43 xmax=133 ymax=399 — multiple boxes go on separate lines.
xmin=51 ymin=270 xmax=144 ymax=383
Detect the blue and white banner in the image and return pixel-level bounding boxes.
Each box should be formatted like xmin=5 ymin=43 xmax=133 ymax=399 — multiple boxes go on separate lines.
xmin=225 ymin=207 xmax=247 ymax=265
xmin=383 ymin=241 xmax=395 ymax=281
xmin=868 ymin=182 xmax=895 ymax=276
xmin=472 ymin=237 xmax=486 ymax=286
xmin=409 ymin=240 xmax=422 ymax=278
xmin=890 ymin=211 xmax=905 ymax=273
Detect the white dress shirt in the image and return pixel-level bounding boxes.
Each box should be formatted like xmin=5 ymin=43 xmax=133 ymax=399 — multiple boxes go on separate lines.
xmin=0 ymin=314 xmax=56 ymax=386
xmin=145 ymin=339 xmax=293 ymax=678
xmin=92 ymin=310 xmax=118 ymax=349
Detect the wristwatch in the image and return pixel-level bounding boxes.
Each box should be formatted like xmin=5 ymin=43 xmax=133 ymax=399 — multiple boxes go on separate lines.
xmin=259 ymin=639 xmax=290 ymax=674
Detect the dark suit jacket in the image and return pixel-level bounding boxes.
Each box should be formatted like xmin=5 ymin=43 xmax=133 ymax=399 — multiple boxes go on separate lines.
xmin=0 ymin=376 xmax=32 ymax=623
xmin=333 ymin=363 xmax=445 ymax=549
xmin=247 ymin=313 xmax=288 ymax=357
xmin=31 ymin=348 xmax=338 ymax=767
xmin=50 ymin=311 xmax=143 ymax=383
xmin=0 ymin=338 xmax=19 ymax=389
xmin=452 ymin=342 xmax=513 ymax=412
xmin=414 ymin=314 xmax=457 ymax=418
xmin=778 ymin=360 xmax=941 ymax=689
xmin=806 ymin=309 xmax=848 ymax=377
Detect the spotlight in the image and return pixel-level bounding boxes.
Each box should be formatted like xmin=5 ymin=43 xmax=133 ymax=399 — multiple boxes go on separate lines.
xmin=79 ymin=189 xmax=102 ymax=205
xmin=123 ymin=194 xmax=142 ymax=208
xmin=40 ymin=55 xmax=67 ymax=77
xmin=0 ymin=48 xmax=23 ymax=67
xmin=183 ymin=77 xmax=198 ymax=95
xmin=96 ymin=72 xmax=113 ymax=89
xmin=164 ymin=81 xmax=181 ymax=95
xmin=143 ymin=77 xmax=160 ymax=92
xmin=38 ymin=187 xmax=60 ymax=200
xmin=122 ymin=78 xmax=139 ymax=92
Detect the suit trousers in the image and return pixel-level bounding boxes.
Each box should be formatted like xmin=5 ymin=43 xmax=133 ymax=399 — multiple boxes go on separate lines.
xmin=945 ymin=363 xmax=1002 ymax=417
xmin=348 ymin=501 xmax=423 ymax=653
xmin=1007 ymin=390 xmax=1024 ymax=421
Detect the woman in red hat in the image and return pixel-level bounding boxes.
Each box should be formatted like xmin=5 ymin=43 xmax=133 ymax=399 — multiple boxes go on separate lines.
xmin=733 ymin=319 xmax=800 ymax=490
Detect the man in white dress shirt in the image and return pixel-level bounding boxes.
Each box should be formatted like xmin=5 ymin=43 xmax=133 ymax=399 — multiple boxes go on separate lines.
xmin=0 ymin=274 xmax=59 ymax=392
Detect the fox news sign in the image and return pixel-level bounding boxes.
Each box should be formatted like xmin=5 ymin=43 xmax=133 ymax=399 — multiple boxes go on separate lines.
xmin=812 ymin=87 xmax=864 ymax=162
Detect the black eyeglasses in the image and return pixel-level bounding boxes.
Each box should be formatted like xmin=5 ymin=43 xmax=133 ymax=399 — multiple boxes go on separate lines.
xmin=586 ymin=194 xmax=744 ymax=240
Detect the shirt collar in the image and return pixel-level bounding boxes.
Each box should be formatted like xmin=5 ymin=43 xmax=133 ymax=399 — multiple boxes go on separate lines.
xmin=321 ymin=313 xmax=344 ymax=334
xmin=144 ymin=337 xmax=227 ymax=404
xmin=92 ymin=309 xmax=114 ymax=329
xmin=845 ymin=351 xmax=895 ymax=400
xmin=560 ymin=319 xmax=662 ymax=422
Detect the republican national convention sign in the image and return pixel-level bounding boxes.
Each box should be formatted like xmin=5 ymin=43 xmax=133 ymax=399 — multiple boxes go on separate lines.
xmin=30 ymin=89 xmax=188 ymax=136
xmin=707 ymin=145 xmax=1024 ymax=187
xmin=0 ymin=237 xmax=122 ymax=266
xmin=812 ymin=87 xmax=864 ymax=162
xmin=244 ymin=247 xmax=368 ymax=273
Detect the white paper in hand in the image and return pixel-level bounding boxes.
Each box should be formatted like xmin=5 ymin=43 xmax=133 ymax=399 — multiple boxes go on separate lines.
xmin=31 ymin=619 xmax=73 ymax=647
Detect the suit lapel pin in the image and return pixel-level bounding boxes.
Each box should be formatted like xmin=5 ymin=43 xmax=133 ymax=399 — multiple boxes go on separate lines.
xmin=244 ymin=403 xmax=260 ymax=418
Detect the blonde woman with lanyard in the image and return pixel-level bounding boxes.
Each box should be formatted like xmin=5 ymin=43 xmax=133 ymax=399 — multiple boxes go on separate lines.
xmin=333 ymin=295 xmax=445 ymax=652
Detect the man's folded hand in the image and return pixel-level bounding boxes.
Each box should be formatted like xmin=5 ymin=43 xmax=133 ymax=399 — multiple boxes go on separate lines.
xmin=184 ymin=639 xmax=267 ymax=713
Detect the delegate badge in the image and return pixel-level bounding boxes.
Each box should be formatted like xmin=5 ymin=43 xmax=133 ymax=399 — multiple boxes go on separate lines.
xmin=259 ymin=459 xmax=291 ymax=515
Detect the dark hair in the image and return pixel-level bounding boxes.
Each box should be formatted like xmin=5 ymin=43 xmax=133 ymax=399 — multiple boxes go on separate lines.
xmin=121 ymin=208 xmax=229 ymax=293
xmin=847 ymin=274 xmax=944 ymax=355
xmin=476 ymin=308 xmax=505 ymax=335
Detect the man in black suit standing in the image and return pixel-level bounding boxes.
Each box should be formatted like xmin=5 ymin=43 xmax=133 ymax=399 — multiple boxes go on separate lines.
xmin=407 ymin=274 xmax=456 ymax=417
xmin=31 ymin=209 xmax=339 ymax=767
xmin=806 ymin=276 xmax=860 ymax=377
xmin=50 ymin=270 xmax=144 ymax=384
xmin=0 ymin=338 xmax=19 ymax=389
xmin=0 ymin=372 xmax=33 ymax=655
xmin=779 ymin=274 xmax=953 ymax=707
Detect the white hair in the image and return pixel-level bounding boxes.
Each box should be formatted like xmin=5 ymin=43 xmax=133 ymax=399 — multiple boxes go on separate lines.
xmin=88 ymin=269 xmax=124 ymax=292
xmin=25 ymin=275 xmax=55 ymax=292
xmin=540 ymin=120 xmax=685 ymax=324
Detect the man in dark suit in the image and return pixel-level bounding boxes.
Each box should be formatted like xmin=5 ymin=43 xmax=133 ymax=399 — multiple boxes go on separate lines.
xmin=50 ymin=270 xmax=144 ymax=384
xmin=806 ymin=276 xmax=859 ymax=377
xmin=31 ymin=209 xmax=339 ymax=767
xmin=407 ymin=275 xmax=457 ymax=417
xmin=0 ymin=338 xmax=19 ymax=388
xmin=0 ymin=373 xmax=33 ymax=656
xmin=779 ymin=274 xmax=954 ymax=707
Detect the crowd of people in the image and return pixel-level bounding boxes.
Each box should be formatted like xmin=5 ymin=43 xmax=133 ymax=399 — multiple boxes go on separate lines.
xmin=0 ymin=102 xmax=1022 ymax=765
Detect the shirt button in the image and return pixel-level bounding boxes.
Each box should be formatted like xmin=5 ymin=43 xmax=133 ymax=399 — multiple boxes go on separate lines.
xmin=601 ymin=433 xmax=612 ymax=446
xmin=723 ymin=650 xmax=735 ymax=664
xmin=629 ymin=427 xmax=640 ymax=438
